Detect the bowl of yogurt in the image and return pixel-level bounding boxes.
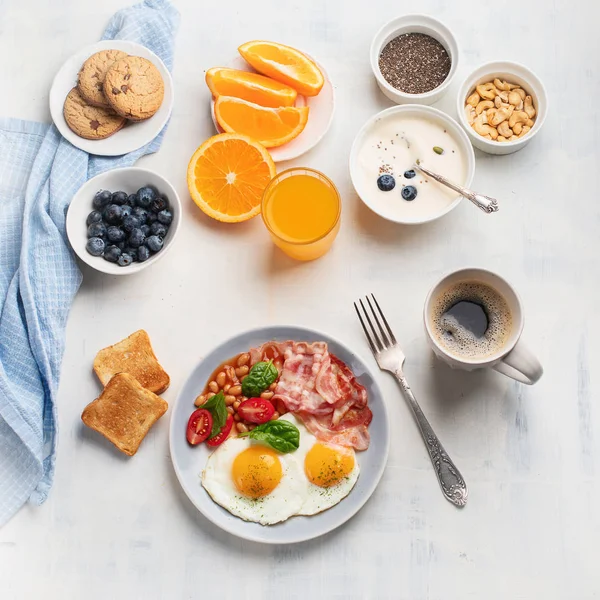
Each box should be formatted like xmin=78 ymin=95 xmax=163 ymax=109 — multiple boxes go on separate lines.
xmin=349 ymin=105 xmax=475 ymax=224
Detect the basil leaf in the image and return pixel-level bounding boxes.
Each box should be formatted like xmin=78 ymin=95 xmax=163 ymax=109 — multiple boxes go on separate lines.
xmin=241 ymin=360 xmax=279 ymax=397
xmin=240 ymin=419 xmax=300 ymax=453
xmin=201 ymin=391 xmax=227 ymax=438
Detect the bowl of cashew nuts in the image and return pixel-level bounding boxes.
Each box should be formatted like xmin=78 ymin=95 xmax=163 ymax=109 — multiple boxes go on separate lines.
xmin=457 ymin=61 xmax=548 ymax=155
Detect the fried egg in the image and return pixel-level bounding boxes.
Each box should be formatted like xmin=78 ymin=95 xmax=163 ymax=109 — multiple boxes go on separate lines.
xmin=280 ymin=414 xmax=360 ymax=516
xmin=202 ymin=436 xmax=307 ymax=525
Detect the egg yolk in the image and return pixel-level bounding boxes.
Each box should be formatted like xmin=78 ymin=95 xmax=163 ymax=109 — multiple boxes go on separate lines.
xmin=304 ymin=443 xmax=355 ymax=488
xmin=232 ymin=446 xmax=283 ymax=498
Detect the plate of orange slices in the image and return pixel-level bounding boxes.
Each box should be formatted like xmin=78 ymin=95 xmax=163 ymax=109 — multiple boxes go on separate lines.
xmin=206 ymin=41 xmax=335 ymax=162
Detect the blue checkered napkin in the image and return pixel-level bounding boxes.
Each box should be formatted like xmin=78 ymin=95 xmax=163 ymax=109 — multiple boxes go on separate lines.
xmin=0 ymin=0 xmax=179 ymax=526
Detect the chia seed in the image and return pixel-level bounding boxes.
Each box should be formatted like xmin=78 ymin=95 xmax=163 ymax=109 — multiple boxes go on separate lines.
xmin=378 ymin=33 xmax=451 ymax=94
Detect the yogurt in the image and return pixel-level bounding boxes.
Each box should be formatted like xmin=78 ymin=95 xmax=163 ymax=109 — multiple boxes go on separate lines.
xmin=354 ymin=112 xmax=468 ymax=223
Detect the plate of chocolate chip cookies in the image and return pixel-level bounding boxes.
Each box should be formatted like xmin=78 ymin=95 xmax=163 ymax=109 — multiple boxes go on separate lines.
xmin=49 ymin=40 xmax=174 ymax=156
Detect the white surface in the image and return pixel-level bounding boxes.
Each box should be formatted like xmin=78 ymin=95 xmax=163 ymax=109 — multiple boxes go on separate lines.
xmin=349 ymin=104 xmax=475 ymax=223
xmin=0 ymin=0 xmax=599 ymax=598
xmin=66 ymin=167 xmax=182 ymax=275
xmin=170 ymin=326 xmax=389 ymax=544
xmin=456 ymin=61 xmax=548 ymax=155
xmin=209 ymin=54 xmax=335 ymax=162
xmin=370 ymin=14 xmax=459 ymax=105
xmin=49 ymin=40 xmax=174 ymax=155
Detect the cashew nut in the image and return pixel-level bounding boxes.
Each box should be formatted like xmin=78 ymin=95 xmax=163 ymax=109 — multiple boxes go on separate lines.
xmin=509 ymin=135 xmax=519 ymax=141
xmin=464 ymin=104 xmax=476 ymax=125
xmin=493 ymin=78 xmax=510 ymax=91
xmin=512 ymin=122 xmax=523 ymax=135
xmin=497 ymin=121 xmax=513 ymax=138
xmin=489 ymin=105 xmax=513 ymax=126
xmin=466 ymin=91 xmax=481 ymax=107
xmin=508 ymin=110 xmax=530 ymax=128
xmin=523 ymin=96 xmax=536 ymax=119
xmin=514 ymin=88 xmax=526 ymax=100
xmin=497 ymin=136 xmax=508 ymax=142
xmin=518 ymin=125 xmax=531 ymax=138
xmin=526 ymin=118 xmax=534 ymax=127
xmin=476 ymin=83 xmax=497 ymax=100
xmin=474 ymin=114 xmax=498 ymax=139
xmin=508 ymin=91 xmax=522 ymax=106
xmin=476 ymin=100 xmax=494 ymax=115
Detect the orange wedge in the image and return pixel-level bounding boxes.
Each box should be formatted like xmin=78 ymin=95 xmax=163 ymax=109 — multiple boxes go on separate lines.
xmin=214 ymin=96 xmax=309 ymax=148
xmin=238 ymin=40 xmax=324 ymax=97
xmin=187 ymin=133 xmax=276 ymax=223
xmin=206 ymin=67 xmax=298 ymax=108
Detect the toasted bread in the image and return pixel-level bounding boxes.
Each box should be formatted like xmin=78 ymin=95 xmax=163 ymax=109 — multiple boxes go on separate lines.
xmin=94 ymin=330 xmax=170 ymax=394
xmin=82 ymin=373 xmax=168 ymax=456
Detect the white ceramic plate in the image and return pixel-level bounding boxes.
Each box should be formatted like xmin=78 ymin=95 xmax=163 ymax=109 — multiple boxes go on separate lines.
xmin=49 ymin=40 xmax=174 ymax=156
xmin=66 ymin=167 xmax=181 ymax=275
xmin=169 ymin=326 xmax=389 ymax=544
xmin=210 ymin=55 xmax=335 ymax=162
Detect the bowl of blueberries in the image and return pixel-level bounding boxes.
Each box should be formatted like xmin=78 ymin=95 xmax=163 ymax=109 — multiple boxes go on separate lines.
xmin=66 ymin=167 xmax=181 ymax=275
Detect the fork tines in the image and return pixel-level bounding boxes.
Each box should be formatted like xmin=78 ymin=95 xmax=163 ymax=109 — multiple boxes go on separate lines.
xmin=354 ymin=294 xmax=397 ymax=353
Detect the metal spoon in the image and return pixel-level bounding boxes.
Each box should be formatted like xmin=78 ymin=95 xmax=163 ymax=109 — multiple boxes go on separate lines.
xmin=413 ymin=163 xmax=499 ymax=214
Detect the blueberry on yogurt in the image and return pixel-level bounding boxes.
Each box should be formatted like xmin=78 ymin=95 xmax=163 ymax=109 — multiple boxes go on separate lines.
xmin=401 ymin=185 xmax=418 ymax=201
xmin=403 ymin=170 xmax=416 ymax=179
xmin=377 ymin=174 xmax=396 ymax=192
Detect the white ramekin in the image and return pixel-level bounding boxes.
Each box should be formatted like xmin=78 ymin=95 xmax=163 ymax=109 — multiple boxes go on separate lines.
xmin=370 ymin=14 xmax=459 ymax=106
xmin=456 ymin=61 xmax=548 ymax=155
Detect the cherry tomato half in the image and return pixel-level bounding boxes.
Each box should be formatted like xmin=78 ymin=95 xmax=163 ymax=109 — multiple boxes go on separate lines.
xmin=186 ymin=409 xmax=213 ymax=445
xmin=206 ymin=414 xmax=234 ymax=447
xmin=237 ymin=398 xmax=275 ymax=424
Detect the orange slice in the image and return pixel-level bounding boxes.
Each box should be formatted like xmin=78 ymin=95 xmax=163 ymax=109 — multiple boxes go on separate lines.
xmin=187 ymin=133 xmax=276 ymax=223
xmin=206 ymin=67 xmax=298 ymax=108
xmin=214 ymin=96 xmax=309 ymax=148
xmin=238 ymin=41 xmax=324 ymax=97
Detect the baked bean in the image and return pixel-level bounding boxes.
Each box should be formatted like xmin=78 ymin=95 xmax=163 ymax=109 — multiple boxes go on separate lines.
xmin=233 ymin=413 xmax=240 ymax=422
xmin=226 ymin=406 xmax=234 ymax=415
xmin=216 ymin=372 xmax=226 ymax=387
xmin=270 ymin=411 xmax=280 ymax=421
xmin=224 ymin=383 xmax=231 ymax=393
xmin=236 ymin=422 xmax=248 ymax=433
xmin=194 ymin=394 xmax=206 ymax=407
xmin=237 ymin=353 xmax=250 ymax=367
xmin=224 ymin=394 xmax=236 ymax=406
xmin=235 ymin=365 xmax=249 ymax=378
xmin=207 ymin=391 xmax=216 ymax=399
xmin=225 ymin=366 xmax=237 ymax=383
xmin=269 ymin=382 xmax=277 ymax=391
xmin=229 ymin=385 xmax=242 ymax=396
xmin=240 ymin=396 xmax=248 ymax=403
xmin=233 ymin=400 xmax=241 ymax=411
xmin=208 ymin=381 xmax=219 ymax=393
xmin=260 ymin=391 xmax=274 ymax=400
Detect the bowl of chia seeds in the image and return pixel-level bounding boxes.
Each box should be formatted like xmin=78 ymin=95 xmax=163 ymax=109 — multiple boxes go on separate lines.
xmin=370 ymin=14 xmax=459 ymax=105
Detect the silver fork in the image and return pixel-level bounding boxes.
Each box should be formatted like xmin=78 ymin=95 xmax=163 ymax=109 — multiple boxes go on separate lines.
xmin=354 ymin=294 xmax=468 ymax=507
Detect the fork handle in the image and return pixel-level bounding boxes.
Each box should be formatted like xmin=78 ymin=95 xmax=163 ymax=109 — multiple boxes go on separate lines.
xmin=394 ymin=371 xmax=468 ymax=507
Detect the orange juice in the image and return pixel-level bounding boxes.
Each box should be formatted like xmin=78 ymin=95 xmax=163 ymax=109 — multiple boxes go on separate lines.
xmin=261 ymin=168 xmax=341 ymax=261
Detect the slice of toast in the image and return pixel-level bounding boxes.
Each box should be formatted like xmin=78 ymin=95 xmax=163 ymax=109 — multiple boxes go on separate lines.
xmin=93 ymin=330 xmax=170 ymax=394
xmin=82 ymin=372 xmax=168 ymax=456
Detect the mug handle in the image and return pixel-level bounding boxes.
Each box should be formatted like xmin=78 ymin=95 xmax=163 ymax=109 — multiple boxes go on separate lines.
xmin=492 ymin=339 xmax=543 ymax=385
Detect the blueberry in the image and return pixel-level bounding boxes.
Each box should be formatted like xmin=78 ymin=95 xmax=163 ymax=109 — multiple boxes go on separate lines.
xmin=87 ymin=222 xmax=107 ymax=238
xmin=123 ymin=247 xmax=138 ymax=261
xmin=404 ymin=170 xmax=416 ymax=179
xmin=140 ymin=224 xmax=151 ymax=237
xmin=86 ymin=210 xmax=103 ymax=226
xmin=128 ymin=228 xmax=146 ymax=248
xmin=120 ymin=204 xmax=132 ymax=218
xmin=127 ymin=193 xmax=138 ymax=207
xmin=118 ymin=253 xmax=133 ymax=267
xmin=103 ymin=204 xmax=123 ymax=225
xmin=377 ymin=174 xmax=396 ymax=192
xmin=136 ymin=186 xmax=156 ymax=208
xmin=150 ymin=221 xmax=167 ymax=237
xmin=151 ymin=194 xmax=169 ymax=213
xmin=86 ymin=237 xmax=105 ymax=257
xmin=116 ymin=241 xmax=126 ymax=251
xmin=401 ymin=185 xmax=418 ymax=201
xmin=132 ymin=207 xmax=148 ymax=222
xmin=106 ymin=226 xmax=126 ymax=243
xmin=122 ymin=215 xmax=141 ymax=233
xmin=146 ymin=235 xmax=163 ymax=253
xmin=92 ymin=190 xmax=112 ymax=210
xmin=111 ymin=191 xmax=128 ymax=205
xmin=145 ymin=211 xmax=158 ymax=225
xmin=103 ymin=245 xmax=121 ymax=263
xmin=137 ymin=245 xmax=151 ymax=262
xmin=157 ymin=209 xmax=173 ymax=225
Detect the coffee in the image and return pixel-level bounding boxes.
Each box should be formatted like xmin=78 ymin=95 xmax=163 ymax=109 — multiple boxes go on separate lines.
xmin=429 ymin=281 xmax=512 ymax=359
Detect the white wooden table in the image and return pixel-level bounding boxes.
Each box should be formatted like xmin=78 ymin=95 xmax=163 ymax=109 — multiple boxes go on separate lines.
xmin=1 ymin=0 xmax=598 ymax=598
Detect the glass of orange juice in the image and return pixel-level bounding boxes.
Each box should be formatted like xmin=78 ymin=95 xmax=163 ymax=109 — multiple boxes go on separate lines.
xmin=261 ymin=168 xmax=341 ymax=261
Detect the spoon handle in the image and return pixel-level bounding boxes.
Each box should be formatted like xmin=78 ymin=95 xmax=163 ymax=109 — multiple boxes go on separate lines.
xmin=414 ymin=164 xmax=499 ymax=214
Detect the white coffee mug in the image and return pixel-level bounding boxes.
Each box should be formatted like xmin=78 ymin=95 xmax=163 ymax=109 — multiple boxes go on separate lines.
xmin=423 ymin=268 xmax=543 ymax=385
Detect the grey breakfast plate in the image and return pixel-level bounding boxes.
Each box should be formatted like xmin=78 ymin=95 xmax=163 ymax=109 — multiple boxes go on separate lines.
xmin=169 ymin=325 xmax=390 ymax=544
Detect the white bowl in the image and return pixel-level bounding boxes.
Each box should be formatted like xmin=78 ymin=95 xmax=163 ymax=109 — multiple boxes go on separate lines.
xmin=66 ymin=167 xmax=181 ymax=275
xmin=349 ymin=104 xmax=475 ymax=225
xmin=370 ymin=14 xmax=459 ymax=105
xmin=49 ymin=40 xmax=174 ymax=156
xmin=456 ymin=61 xmax=548 ymax=155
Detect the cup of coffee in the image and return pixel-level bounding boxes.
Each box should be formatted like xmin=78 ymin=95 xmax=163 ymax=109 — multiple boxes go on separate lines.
xmin=423 ymin=268 xmax=543 ymax=384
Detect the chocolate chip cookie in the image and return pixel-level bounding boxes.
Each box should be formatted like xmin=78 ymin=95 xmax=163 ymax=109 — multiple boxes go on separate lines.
xmin=78 ymin=49 xmax=128 ymax=108
xmin=103 ymin=56 xmax=164 ymax=121
xmin=63 ymin=87 xmax=126 ymax=140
